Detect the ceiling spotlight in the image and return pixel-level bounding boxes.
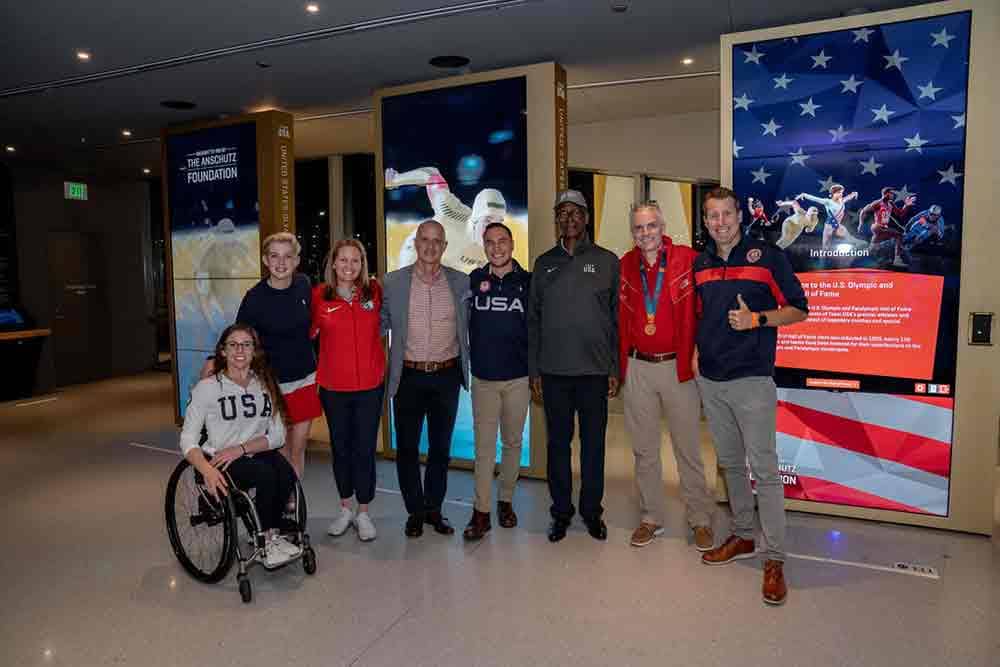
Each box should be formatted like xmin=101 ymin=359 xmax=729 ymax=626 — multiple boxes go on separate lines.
xmin=305 ymin=3 xmax=319 ymax=13
xmin=121 ymin=129 xmax=132 ymax=137
xmin=429 ymin=55 xmax=471 ymax=69
xmin=80 ymin=137 xmax=87 ymax=143
xmin=610 ymin=0 xmax=630 ymax=12
xmin=142 ymin=168 xmax=151 ymax=175
xmin=4 ymin=146 xmax=15 ymax=153
xmin=76 ymin=50 xmax=91 ymax=62
xmin=682 ymin=57 xmax=695 ymax=66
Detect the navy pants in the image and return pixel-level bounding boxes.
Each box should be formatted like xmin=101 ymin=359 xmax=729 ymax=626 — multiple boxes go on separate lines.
xmin=226 ymin=450 xmax=297 ymax=531
xmin=320 ymin=384 xmax=385 ymax=505
xmin=540 ymin=374 xmax=609 ymax=522
xmin=392 ymin=365 xmax=461 ymax=516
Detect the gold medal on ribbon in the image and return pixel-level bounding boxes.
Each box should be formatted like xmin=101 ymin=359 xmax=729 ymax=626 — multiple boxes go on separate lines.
xmin=644 ymin=315 xmax=656 ymax=336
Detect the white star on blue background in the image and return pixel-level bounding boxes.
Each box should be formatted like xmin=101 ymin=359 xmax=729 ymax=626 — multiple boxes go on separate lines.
xmin=859 ymin=156 xmax=883 ymax=175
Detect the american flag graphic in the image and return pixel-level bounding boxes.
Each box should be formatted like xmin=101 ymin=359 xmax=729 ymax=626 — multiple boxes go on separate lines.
xmin=776 ymin=388 xmax=952 ymax=516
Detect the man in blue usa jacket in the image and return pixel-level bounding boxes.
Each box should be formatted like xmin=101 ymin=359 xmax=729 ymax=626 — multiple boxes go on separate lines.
xmin=463 ymin=222 xmax=531 ymax=540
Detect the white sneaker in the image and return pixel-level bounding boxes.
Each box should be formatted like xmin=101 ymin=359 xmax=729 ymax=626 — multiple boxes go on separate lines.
xmin=355 ymin=512 xmax=376 ymax=542
xmin=271 ymin=534 xmax=302 ymax=558
xmin=264 ymin=540 xmax=293 ymax=568
xmin=327 ymin=507 xmax=355 ymax=536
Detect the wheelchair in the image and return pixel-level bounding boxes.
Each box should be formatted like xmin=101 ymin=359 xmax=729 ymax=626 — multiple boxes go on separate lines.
xmin=164 ymin=458 xmax=317 ymax=603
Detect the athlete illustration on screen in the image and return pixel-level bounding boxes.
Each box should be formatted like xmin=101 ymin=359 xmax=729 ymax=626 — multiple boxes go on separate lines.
xmin=385 ymin=166 xmax=507 ymax=271
xmin=797 ymin=184 xmax=860 ymax=248
xmin=899 ymin=204 xmax=945 ymax=266
xmin=773 ymin=199 xmax=820 ymax=249
xmin=861 ymin=187 xmax=917 ymax=267
xmin=744 ymin=197 xmax=776 ymax=240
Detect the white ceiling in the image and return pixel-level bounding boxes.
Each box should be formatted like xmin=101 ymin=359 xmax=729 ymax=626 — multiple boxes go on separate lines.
xmin=0 ymin=0 xmax=930 ymax=177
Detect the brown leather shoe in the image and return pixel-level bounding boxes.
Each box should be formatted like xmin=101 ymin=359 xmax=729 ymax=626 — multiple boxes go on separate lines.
xmin=463 ymin=510 xmax=492 ymax=541
xmin=762 ymin=559 xmax=788 ymax=605
xmin=701 ymin=535 xmax=756 ymax=565
xmin=629 ymin=522 xmax=664 ymax=547
xmin=497 ymin=501 xmax=517 ymax=528
xmin=692 ymin=525 xmax=714 ymax=552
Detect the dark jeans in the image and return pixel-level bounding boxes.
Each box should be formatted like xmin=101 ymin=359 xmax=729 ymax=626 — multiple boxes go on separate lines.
xmin=392 ymin=365 xmax=461 ymax=515
xmin=541 ymin=374 xmax=609 ymax=522
xmin=319 ymin=384 xmax=385 ymax=505
xmin=226 ymin=450 xmax=297 ymax=531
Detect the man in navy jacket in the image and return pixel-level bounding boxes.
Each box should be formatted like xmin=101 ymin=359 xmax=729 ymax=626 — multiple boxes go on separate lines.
xmin=694 ymin=187 xmax=807 ymax=606
xmin=463 ymin=222 xmax=531 ymax=540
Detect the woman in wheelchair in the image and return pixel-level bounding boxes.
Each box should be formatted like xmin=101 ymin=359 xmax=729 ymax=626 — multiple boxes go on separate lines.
xmin=178 ymin=323 xmax=302 ymax=569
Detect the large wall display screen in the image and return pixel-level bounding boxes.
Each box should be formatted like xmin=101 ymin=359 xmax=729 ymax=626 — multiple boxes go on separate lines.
xmin=166 ymin=123 xmax=260 ymax=417
xmin=731 ymin=12 xmax=970 ymax=515
xmin=382 ymin=77 xmax=530 ymax=466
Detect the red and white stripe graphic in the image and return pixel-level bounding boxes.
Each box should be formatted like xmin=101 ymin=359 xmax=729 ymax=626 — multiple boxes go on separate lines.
xmin=775 ymin=389 xmax=952 ymax=516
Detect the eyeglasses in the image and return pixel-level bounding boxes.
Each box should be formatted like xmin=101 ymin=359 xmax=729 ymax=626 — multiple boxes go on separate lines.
xmin=225 ymin=341 xmax=254 ymax=351
xmin=556 ymin=208 xmax=586 ymax=221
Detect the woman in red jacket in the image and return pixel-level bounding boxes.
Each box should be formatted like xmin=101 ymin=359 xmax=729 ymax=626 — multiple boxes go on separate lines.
xmin=312 ymin=239 xmax=386 ymax=542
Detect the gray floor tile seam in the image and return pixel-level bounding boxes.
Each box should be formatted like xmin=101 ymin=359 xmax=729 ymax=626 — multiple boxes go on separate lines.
xmin=346 ymin=603 xmax=415 ymax=667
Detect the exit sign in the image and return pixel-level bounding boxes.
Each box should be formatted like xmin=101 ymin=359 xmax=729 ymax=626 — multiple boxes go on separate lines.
xmin=64 ymin=181 xmax=88 ymax=201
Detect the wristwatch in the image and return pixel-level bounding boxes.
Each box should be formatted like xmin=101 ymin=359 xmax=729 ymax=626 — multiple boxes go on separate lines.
xmin=757 ymin=312 xmax=768 ymax=327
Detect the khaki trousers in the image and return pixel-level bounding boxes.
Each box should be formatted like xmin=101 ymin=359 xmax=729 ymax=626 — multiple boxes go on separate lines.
xmin=471 ymin=376 xmax=530 ymax=513
xmin=623 ymin=358 xmax=713 ymax=527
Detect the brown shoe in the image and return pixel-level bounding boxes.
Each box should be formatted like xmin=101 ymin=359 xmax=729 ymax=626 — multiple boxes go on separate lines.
xmin=462 ymin=510 xmax=491 ymax=541
xmin=497 ymin=501 xmax=517 ymax=528
xmin=692 ymin=525 xmax=714 ymax=552
xmin=701 ymin=535 xmax=756 ymax=565
xmin=629 ymin=522 xmax=664 ymax=547
xmin=762 ymin=559 xmax=788 ymax=605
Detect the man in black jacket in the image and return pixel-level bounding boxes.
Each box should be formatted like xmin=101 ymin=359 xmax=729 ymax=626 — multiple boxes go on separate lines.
xmin=528 ymin=190 xmax=620 ymax=543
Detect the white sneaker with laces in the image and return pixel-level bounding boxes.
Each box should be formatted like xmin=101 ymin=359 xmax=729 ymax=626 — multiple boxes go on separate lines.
xmin=271 ymin=534 xmax=302 ymax=558
xmin=264 ymin=540 xmax=293 ymax=568
xmin=327 ymin=507 xmax=355 ymax=536
xmin=355 ymin=512 xmax=376 ymax=542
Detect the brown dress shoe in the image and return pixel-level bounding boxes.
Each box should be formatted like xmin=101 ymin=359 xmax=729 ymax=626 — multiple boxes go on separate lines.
xmin=701 ymin=535 xmax=756 ymax=565
xmin=629 ymin=522 xmax=664 ymax=547
xmin=463 ymin=510 xmax=492 ymax=541
xmin=497 ymin=501 xmax=517 ymax=528
xmin=692 ymin=525 xmax=714 ymax=552
xmin=762 ymin=559 xmax=788 ymax=605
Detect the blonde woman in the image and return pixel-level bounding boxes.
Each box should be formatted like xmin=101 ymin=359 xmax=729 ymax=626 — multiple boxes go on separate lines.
xmin=234 ymin=232 xmax=320 ymax=479
xmin=311 ymin=240 xmax=386 ymax=541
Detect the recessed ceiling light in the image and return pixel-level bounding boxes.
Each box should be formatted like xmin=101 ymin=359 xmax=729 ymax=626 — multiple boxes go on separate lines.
xmin=121 ymin=129 xmax=132 ymax=137
xmin=76 ymin=50 xmax=91 ymax=62
xmin=80 ymin=137 xmax=87 ymax=143
xmin=682 ymin=57 xmax=695 ymax=66
xmin=429 ymin=55 xmax=470 ymax=69
xmin=305 ymin=3 xmax=319 ymax=13
xmin=142 ymin=168 xmax=151 ymax=175
xmin=160 ymin=99 xmax=197 ymax=110
xmin=4 ymin=146 xmax=15 ymax=153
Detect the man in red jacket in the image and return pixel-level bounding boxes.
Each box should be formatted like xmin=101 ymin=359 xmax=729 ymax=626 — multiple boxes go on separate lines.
xmin=619 ymin=202 xmax=715 ymax=550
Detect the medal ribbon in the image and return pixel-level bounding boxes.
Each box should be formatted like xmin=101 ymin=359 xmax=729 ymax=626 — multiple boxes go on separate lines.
xmin=639 ymin=247 xmax=667 ymax=327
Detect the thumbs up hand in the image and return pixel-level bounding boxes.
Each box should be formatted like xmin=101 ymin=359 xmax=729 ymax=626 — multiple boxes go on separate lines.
xmin=728 ymin=293 xmax=755 ymax=331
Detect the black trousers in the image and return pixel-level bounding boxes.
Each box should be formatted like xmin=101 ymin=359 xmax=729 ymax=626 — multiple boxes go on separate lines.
xmin=226 ymin=450 xmax=297 ymax=531
xmin=320 ymin=384 xmax=385 ymax=505
xmin=540 ymin=374 xmax=609 ymax=522
xmin=392 ymin=365 xmax=461 ymax=515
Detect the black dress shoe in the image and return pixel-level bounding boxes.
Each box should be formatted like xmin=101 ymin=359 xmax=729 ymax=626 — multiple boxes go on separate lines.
xmin=463 ymin=510 xmax=491 ymax=541
xmin=548 ymin=518 xmax=570 ymax=543
xmin=497 ymin=501 xmax=517 ymax=528
xmin=424 ymin=511 xmax=455 ymax=535
xmin=405 ymin=514 xmax=424 ymax=538
xmin=584 ymin=517 xmax=607 ymax=541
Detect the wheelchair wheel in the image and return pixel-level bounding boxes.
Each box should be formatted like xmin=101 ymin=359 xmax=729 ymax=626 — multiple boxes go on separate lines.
xmin=302 ymin=547 xmax=317 ymax=575
xmin=165 ymin=459 xmax=237 ymax=584
xmin=237 ymin=573 xmax=252 ymax=604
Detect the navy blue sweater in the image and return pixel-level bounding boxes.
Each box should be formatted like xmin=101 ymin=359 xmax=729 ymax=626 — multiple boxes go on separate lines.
xmin=236 ymin=273 xmax=316 ymax=384
xmin=694 ymin=236 xmax=807 ymax=382
xmin=468 ymin=261 xmax=531 ymax=381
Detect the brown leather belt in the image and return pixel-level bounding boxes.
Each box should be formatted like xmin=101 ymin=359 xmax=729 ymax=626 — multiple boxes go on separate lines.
xmin=629 ymin=350 xmax=677 ymax=363
xmin=403 ymin=357 xmax=458 ymax=372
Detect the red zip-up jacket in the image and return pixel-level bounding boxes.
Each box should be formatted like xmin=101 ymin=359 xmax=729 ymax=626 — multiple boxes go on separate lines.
xmin=311 ymin=281 xmax=386 ymax=392
xmin=619 ymin=236 xmax=698 ymax=383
